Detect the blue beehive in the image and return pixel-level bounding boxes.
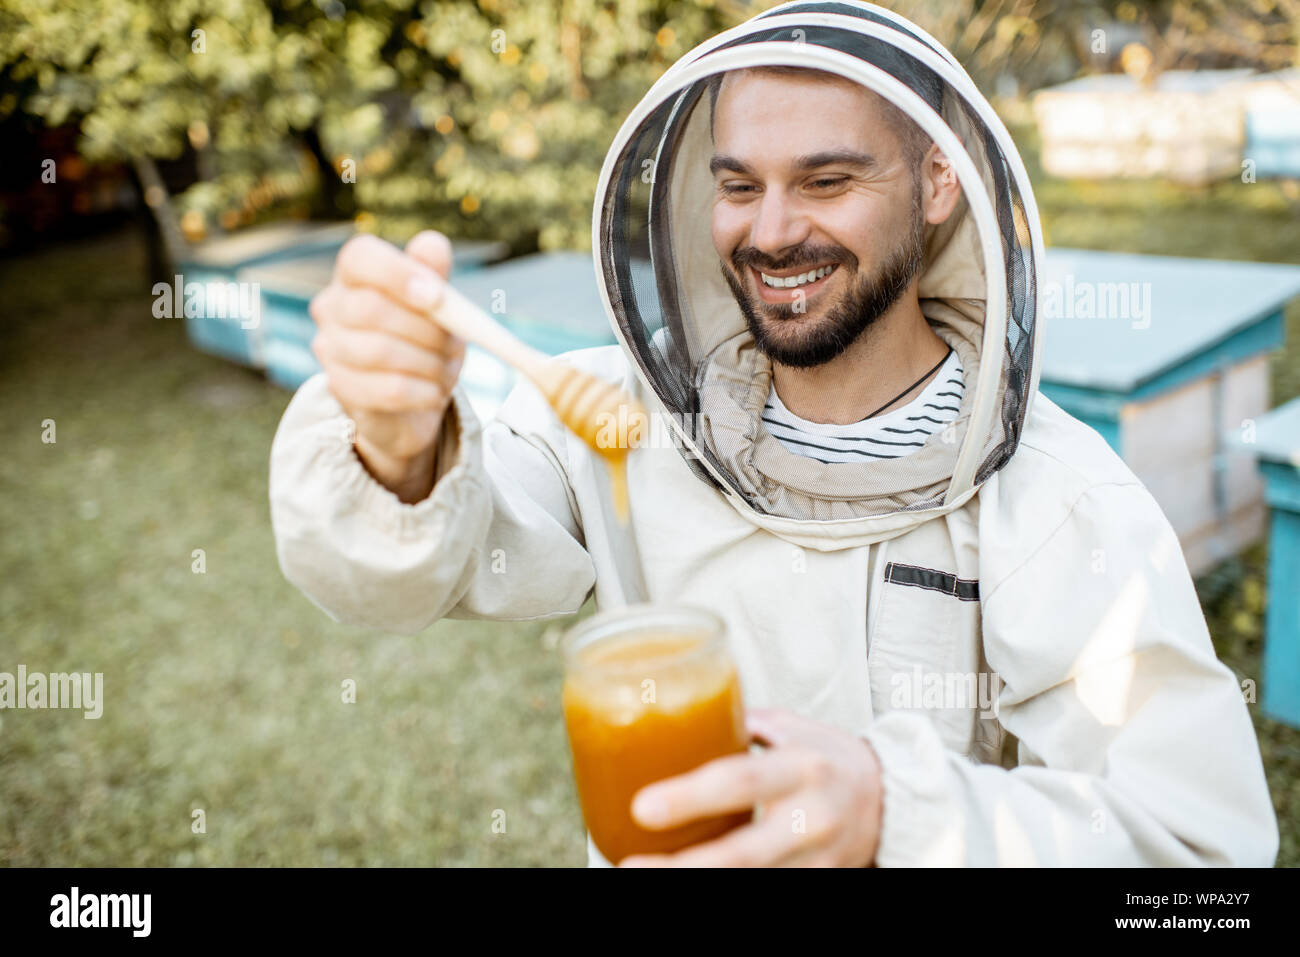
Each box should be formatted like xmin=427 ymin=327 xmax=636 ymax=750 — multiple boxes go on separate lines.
xmin=1239 ymin=68 xmax=1300 ymax=179
xmin=1246 ymin=110 xmax=1300 ymax=179
xmin=177 ymin=221 xmax=354 ymax=367
xmin=1037 ymin=247 xmax=1300 ymax=575
xmin=239 ymin=239 xmax=508 ymax=394
xmin=1229 ymin=397 xmax=1300 ymax=728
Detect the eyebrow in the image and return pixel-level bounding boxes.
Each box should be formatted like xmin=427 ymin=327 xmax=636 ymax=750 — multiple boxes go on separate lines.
xmin=709 ymin=154 xmax=753 ymax=176
xmin=795 ymin=149 xmax=877 ymax=172
xmin=709 ymin=149 xmax=877 ymax=176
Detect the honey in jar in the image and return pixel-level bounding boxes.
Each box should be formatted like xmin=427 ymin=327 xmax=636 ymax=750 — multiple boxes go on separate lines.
xmin=561 ymin=606 xmax=752 ymax=863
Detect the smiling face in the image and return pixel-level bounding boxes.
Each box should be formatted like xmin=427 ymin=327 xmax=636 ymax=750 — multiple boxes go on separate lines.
xmin=709 ymin=68 xmax=931 ymax=368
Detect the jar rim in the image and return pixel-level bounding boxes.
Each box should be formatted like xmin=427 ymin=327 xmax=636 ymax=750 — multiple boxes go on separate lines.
xmin=560 ymin=602 xmax=726 ymax=673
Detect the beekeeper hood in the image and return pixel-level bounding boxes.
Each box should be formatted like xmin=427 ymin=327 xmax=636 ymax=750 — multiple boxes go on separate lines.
xmin=593 ymin=0 xmax=1044 ymax=549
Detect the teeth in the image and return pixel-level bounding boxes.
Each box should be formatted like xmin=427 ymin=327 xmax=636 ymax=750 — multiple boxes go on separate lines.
xmin=760 ymin=265 xmax=836 ymax=288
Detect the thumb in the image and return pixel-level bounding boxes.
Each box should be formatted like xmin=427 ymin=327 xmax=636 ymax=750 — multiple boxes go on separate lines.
xmin=404 ymin=229 xmax=454 ymax=281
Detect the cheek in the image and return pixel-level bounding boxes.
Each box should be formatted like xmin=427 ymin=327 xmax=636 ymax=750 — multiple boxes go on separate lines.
xmin=822 ymin=200 xmax=895 ymax=264
xmin=711 ymin=203 xmax=747 ymax=259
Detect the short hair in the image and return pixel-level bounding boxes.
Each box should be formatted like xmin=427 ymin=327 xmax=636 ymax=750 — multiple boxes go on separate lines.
xmin=705 ymin=64 xmax=934 ymax=173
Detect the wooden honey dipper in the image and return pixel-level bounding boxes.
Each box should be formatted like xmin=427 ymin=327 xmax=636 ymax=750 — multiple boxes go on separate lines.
xmin=428 ymin=280 xmax=645 ymax=522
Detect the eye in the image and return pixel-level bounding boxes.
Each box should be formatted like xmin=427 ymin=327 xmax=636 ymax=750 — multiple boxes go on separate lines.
xmin=809 ymin=177 xmax=847 ymax=190
xmin=719 ymin=182 xmax=758 ymax=196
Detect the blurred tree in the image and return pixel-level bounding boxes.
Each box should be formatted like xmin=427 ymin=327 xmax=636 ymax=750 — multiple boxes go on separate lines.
xmin=0 ymin=0 xmax=755 ymax=253
xmin=890 ymin=0 xmax=1299 ymax=92
xmin=1 ymin=0 xmax=1295 ymax=255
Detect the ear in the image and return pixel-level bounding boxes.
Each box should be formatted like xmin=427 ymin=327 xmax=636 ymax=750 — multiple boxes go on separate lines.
xmin=921 ymin=144 xmax=962 ymax=226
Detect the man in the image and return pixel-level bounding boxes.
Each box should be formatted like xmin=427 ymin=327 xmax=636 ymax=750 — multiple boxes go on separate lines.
xmin=270 ymin=1 xmax=1277 ymax=866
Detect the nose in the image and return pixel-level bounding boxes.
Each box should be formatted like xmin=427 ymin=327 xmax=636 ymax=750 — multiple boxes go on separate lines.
xmin=749 ymin=189 xmax=811 ymax=262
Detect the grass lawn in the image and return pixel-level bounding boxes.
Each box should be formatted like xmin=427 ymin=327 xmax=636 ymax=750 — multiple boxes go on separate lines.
xmin=0 ymin=231 xmax=591 ymax=866
xmin=2 ymin=117 xmax=1298 ymax=867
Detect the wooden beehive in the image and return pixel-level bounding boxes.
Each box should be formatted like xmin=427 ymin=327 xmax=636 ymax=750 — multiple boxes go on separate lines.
xmin=1229 ymin=396 xmax=1300 ymax=727
xmin=1032 ymin=70 xmax=1255 ymax=185
xmin=1230 ymin=69 xmax=1300 ymax=179
xmin=177 ymin=221 xmax=354 ymax=367
xmin=1038 ymin=247 xmax=1300 ymax=576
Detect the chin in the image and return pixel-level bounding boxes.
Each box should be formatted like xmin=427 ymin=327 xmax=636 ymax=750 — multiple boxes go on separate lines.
xmin=751 ymin=318 xmax=831 ymax=364
xmin=753 ymin=301 xmax=829 ymax=331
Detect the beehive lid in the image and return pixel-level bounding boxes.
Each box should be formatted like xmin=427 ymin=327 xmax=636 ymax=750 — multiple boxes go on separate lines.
xmin=1227 ymin=67 xmax=1300 ymax=111
xmin=240 ymin=239 xmax=510 ymax=299
xmin=449 ymin=252 xmax=628 ymax=345
xmin=1038 ymin=247 xmax=1300 ymax=393
xmin=241 ymin=255 xmax=334 ymax=299
xmin=180 ymin=221 xmax=354 ymax=269
xmin=1036 ymin=68 xmax=1257 ymax=97
xmin=448 ymin=239 xmax=511 ymax=271
xmin=1231 ymin=397 xmax=1300 ymax=467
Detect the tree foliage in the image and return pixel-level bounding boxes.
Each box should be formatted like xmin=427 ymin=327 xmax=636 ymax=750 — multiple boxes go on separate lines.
xmin=2 ymin=0 xmax=1295 ymax=251
xmin=0 ymin=0 xmax=758 ymax=249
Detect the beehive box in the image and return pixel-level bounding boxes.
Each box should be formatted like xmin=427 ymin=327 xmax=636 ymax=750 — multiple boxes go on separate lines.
xmin=1032 ymin=70 xmax=1255 ymax=185
xmin=1037 ymin=247 xmax=1300 ymax=576
xmin=176 ymin=221 xmax=354 ymax=367
xmin=1231 ymin=69 xmax=1300 ymax=179
xmin=1229 ymin=396 xmax=1300 ymax=727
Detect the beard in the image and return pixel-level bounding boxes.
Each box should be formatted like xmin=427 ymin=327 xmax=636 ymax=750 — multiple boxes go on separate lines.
xmin=720 ymin=186 xmax=927 ymax=369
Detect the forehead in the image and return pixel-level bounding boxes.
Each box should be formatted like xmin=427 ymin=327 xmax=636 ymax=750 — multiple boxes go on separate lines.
xmin=712 ymin=69 xmax=893 ymax=151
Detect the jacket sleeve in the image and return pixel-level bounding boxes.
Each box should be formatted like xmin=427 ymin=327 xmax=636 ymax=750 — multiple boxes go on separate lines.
xmin=268 ymin=373 xmax=596 ymax=634
xmin=863 ymin=480 xmax=1279 ymax=866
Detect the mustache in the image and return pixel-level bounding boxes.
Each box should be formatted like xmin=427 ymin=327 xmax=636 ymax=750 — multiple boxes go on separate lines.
xmin=730 ymin=245 xmax=858 ymax=274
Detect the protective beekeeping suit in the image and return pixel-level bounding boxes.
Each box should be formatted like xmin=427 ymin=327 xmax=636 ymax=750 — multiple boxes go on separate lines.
xmin=270 ymin=2 xmax=1278 ymax=866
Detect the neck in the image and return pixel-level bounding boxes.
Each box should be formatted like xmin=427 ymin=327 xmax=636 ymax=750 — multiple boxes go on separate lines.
xmin=771 ymin=289 xmax=950 ymax=425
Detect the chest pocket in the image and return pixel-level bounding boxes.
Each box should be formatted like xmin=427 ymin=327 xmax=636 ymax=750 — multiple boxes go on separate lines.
xmin=868 ymin=541 xmax=988 ymax=755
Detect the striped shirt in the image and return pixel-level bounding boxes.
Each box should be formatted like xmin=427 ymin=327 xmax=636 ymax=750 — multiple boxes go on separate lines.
xmin=762 ymin=348 xmax=965 ymax=464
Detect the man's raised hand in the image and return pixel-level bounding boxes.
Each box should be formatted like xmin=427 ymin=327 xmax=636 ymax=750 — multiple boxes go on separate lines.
xmin=309 ymin=230 xmax=468 ymax=503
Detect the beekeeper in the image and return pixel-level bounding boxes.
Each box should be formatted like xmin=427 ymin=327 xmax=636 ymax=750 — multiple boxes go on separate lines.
xmin=269 ymin=1 xmax=1278 ymax=866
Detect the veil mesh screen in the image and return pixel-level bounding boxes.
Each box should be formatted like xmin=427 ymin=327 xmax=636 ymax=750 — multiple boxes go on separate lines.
xmin=597 ymin=11 xmax=1037 ymax=516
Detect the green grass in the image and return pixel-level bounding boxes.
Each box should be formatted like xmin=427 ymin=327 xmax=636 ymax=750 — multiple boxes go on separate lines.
xmin=2 ymin=117 xmax=1299 ymax=866
xmin=0 ymin=232 xmax=591 ymax=865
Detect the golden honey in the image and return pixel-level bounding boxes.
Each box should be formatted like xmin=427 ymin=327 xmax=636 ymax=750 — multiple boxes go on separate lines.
xmin=541 ymin=364 xmax=641 ymax=523
xmin=562 ymin=626 xmax=751 ymax=863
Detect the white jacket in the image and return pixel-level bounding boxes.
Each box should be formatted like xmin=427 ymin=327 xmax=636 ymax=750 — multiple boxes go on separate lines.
xmin=269 ymin=351 xmax=1278 ymax=866
xmin=268 ymin=1 xmax=1278 ymax=866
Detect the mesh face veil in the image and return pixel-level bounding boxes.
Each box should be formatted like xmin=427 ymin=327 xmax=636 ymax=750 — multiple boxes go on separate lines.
xmin=593 ymin=1 xmax=1043 ymax=533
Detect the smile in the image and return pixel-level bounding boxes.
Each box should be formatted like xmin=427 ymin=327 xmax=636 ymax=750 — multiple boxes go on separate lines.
xmin=759 ymin=264 xmax=838 ymax=288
